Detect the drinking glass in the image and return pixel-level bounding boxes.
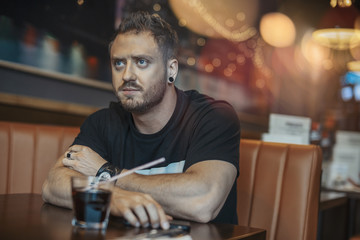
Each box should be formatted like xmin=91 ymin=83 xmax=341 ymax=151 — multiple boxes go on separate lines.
xmin=71 ymin=176 xmax=114 ymax=229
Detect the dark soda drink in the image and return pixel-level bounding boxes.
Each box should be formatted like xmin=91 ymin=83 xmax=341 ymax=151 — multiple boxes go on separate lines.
xmin=72 ymin=188 xmax=111 ymax=225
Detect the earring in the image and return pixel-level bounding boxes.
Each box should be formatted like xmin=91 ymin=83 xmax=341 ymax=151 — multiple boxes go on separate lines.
xmin=168 ymin=77 xmax=175 ymax=83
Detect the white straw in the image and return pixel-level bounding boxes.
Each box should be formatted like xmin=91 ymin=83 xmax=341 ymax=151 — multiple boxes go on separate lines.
xmin=97 ymin=157 xmax=165 ymax=186
xmin=109 ymin=157 xmax=164 ymax=182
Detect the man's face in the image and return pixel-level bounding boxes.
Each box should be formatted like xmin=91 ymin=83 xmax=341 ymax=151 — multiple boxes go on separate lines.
xmin=110 ymin=31 xmax=167 ymax=113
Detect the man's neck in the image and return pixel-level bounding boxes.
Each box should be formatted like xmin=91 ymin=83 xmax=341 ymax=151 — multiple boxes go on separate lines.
xmin=131 ymin=87 xmax=177 ymax=134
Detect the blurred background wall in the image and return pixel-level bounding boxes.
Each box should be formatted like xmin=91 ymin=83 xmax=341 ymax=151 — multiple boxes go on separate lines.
xmin=0 ymin=0 xmax=359 ymax=138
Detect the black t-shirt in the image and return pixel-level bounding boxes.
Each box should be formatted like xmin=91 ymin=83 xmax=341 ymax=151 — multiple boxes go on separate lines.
xmin=73 ymin=88 xmax=241 ymax=224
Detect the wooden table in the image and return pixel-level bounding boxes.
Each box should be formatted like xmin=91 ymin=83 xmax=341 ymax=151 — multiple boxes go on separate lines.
xmin=321 ymin=187 xmax=360 ymax=239
xmin=322 ymin=186 xmax=360 ymax=199
xmin=319 ymin=191 xmax=347 ymax=211
xmin=0 ymin=194 xmax=266 ymax=240
xmin=318 ymin=191 xmax=348 ymax=240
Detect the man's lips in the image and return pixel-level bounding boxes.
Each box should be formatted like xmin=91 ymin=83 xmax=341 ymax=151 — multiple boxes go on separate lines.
xmin=118 ymin=82 xmax=143 ymax=96
xmin=119 ymin=87 xmax=141 ymax=96
xmin=121 ymin=87 xmax=140 ymax=91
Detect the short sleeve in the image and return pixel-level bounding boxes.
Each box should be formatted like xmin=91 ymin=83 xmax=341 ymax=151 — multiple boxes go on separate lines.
xmin=184 ymin=101 xmax=240 ymax=172
xmin=72 ymin=110 xmax=109 ymax=160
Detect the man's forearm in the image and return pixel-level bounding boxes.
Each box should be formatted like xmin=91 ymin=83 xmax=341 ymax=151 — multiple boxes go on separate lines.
xmin=115 ymin=160 xmax=236 ymax=223
xmin=43 ymin=155 xmax=171 ymax=230
xmin=116 ymin=172 xmax=212 ymax=221
xmin=42 ymin=157 xmax=82 ymax=209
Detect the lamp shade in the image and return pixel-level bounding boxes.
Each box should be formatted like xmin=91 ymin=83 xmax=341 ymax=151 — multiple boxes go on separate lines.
xmin=347 ymin=60 xmax=360 ymax=71
xmin=312 ymin=28 xmax=360 ymax=50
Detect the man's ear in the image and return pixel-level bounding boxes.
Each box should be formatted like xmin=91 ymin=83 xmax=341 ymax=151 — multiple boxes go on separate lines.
xmin=168 ymin=58 xmax=178 ymax=79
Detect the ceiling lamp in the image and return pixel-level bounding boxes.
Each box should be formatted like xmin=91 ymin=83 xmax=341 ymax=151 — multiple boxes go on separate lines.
xmin=347 ymin=60 xmax=360 ymax=71
xmin=312 ymin=28 xmax=360 ymax=50
xmin=312 ymin=2 xmax=360 ymax=50
xmin=259 ymin=12 xmax=296 ymax=48
xmin=168 ymin=0 xmax=259 ymax=42
xmin=330 ymin=0 xmax=352 ymax=8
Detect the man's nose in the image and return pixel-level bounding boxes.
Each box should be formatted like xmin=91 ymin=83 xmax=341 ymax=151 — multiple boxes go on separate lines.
xmin=122 ymin=63 xmax=136 ymax=82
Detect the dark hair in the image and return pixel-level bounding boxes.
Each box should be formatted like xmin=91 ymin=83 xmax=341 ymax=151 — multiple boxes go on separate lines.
xmin=109 ymin=11 xmax=178 ymax=62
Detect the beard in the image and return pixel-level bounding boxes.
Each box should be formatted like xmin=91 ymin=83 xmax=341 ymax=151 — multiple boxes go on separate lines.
xmin=115 ymin=76 xmax=167 ymax=113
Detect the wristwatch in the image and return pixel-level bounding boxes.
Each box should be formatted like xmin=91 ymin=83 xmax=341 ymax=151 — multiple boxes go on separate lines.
xmin=96 ymin=162 xmax=121 ymax=181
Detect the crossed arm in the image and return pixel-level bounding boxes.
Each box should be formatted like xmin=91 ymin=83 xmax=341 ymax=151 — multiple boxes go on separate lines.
xmin=115 ymin=160 xmax=237 ymax=223
xmin=42 ymin=145 xmax=237 ymax=229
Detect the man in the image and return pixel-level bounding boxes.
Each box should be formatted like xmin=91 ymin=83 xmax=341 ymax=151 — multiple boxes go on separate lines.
xmin=42 ymin=11 xmax=240 ymax=230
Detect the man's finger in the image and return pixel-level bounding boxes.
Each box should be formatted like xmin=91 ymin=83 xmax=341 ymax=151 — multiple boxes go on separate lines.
xmin=64 ymin=150 xmax=79 ymax=160
xmin=62 ymin=157 xmax=73 ymax=167
xmin=64 ymin=151 xmax=72 ymax=159
xmin=133 ymin=205 xmax=150 ymax=228
xmin=62 ymin=158 xmax=78 ymax=170
xmin=144 ymin=203 xmax=160 ymax=228
xmin=157 ymin=205 xmax=170 ymax=229
xmin=144 ymin=195 xmax=169 ymax=230
xmin=68 ymin=145 xmax=84 ymax=152
xmin=123 ymin=209 xmax=140 ymax=228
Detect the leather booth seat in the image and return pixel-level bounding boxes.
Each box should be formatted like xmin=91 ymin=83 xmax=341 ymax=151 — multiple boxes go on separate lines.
xmin=0 ymin=121 xmax=79 ymax=194
xmin=237 ymin=139 xmax=322 ymax=240
xmin=1 ymin=121 xmax=323 ymax=240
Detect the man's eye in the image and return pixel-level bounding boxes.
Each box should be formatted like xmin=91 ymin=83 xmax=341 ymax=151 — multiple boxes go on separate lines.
xmin=137 ymin=59 xmax=148 ymax=67
xmin=114 ymin=60 xmax=125 ymax=68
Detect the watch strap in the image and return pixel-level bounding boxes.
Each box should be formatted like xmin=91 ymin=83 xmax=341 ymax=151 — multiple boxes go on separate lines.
xmin=96 ymin=162 xmax=121 ymax=178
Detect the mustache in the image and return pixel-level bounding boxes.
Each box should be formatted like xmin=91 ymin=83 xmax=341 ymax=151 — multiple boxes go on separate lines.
xmin=118 ymin=82 xmax=143 ymax=91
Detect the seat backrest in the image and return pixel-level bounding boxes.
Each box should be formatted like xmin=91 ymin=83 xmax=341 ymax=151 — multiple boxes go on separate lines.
xmin=0 ymin=121 xmax=79 ymax=194
xmin=237 ymin=139 xmax=322 ymax=240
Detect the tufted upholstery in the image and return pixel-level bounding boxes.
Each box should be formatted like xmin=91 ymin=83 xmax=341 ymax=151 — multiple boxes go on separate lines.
xmin=0 ymin=121 xmax=79 ymax=194
xmin=0 ymin=121 xmax=322 ymax=240
xmin=237 ymin=139 xmax=322 ymax=240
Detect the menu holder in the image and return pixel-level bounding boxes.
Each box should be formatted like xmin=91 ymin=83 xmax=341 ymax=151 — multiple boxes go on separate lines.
xmin=325 ymin=162 xmax=350 ymax=188
xmin=262 ymin=133 xmax=304 ymax=145
xmin=331 ymin=146 xmax=360 ymax=183
xmin=336 ymin=130 xmax=360 ymax=146
xmin=262 ymin=113 xmax=311 ymax=144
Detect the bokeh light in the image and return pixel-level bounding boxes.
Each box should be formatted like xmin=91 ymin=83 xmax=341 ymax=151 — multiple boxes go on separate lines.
xmin=301 ymin=30 xmax=330 ymax=67
xmin=196 ymin=38 xmax=206 ymax=47
xmin=347 ymin=61 xmax=360 ymax=71
xmin=312 ymin=28 xmax=360 ymax=50
xmin=260 ymin=12 xmax=296 ymax=48
xmin=153 ymin=3 xmax=161 ymax=12
xmin=169 ymin=0 xmax=259 ymax=41
xmin=187 ymin=57 xmax=196 ymax=66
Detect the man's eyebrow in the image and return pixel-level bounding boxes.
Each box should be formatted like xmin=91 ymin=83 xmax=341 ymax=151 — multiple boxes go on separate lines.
xmin=131 ymin=54 xmax=154 ymax=60
xmin=111 ymin=56 xmax=125 ymax=61
xmin=111 ymin=55 xmax=155 ymax=61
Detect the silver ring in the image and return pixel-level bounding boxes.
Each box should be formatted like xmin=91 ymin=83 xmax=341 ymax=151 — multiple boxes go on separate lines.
xmin=66 ymin=152 xmax=72 ymax=159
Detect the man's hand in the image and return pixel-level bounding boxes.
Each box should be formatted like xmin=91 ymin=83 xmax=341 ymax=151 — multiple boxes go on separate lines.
xmin=116 ymin=160 xmax=237 ymax=223
xmin=62 ymin=145 xmax=107 ymax=176
xmin=110 ymin=188 xmax=171 ymax=230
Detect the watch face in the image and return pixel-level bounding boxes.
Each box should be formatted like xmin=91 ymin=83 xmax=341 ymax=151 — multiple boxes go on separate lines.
xmin=98 ymin=172 xmax=112 ymax=181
